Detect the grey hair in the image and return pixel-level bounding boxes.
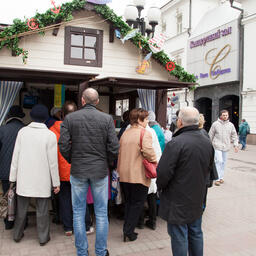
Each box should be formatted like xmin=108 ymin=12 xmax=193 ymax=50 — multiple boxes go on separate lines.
xmin=178 ymin=107 xmax=200 ymax=126
xmin=82 ymin=88 xmax=99 ymax=105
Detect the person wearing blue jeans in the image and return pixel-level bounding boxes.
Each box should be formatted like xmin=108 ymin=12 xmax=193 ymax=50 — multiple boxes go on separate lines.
xmin=168 ymin=217 xmax=203 ymax=256
xmin=156 ymin=107 xmax=214 ymax=256
xmin=209 ymin=110 xmax=238 ymax=186
xmin=59 ymin=88 xmax=119 ymax=256
xmin=71 ymin=175 xmax=108 ymax=256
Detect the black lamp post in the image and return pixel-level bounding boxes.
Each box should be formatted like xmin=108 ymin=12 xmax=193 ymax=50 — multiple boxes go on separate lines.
xmin=124 ymin=0 xmax=161 ymax=38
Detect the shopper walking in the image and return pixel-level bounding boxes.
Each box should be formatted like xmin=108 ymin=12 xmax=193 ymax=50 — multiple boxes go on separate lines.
xmin=0 ymin=106 xmax=25 ymax=230
xmin=209 ymin=110 xmax=239 ymax=186
xmin=157 ymin=107 xmax=214 ymax=256
xmin=239 ymin=119 xmax=250 ymax=150
xmin=59 ymin=88 xmax=119 ymax=256
xmin=9 ymin=104 xmax=60 ymax=245
xmin=117 ymin=108 xmax=157 ymax=242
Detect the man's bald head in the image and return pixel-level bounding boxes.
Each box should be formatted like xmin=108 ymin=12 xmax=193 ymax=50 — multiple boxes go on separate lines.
xmin=178 ymin=107 xmax=199 ymax=128
xmin=82 ymin=88 xmax=99 ymax=106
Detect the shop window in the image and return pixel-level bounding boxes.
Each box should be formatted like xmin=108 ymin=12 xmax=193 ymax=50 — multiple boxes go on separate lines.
xmin=115 ymin=99 xmax=129 ymax=117
xmin=64 ymin=26 xmax=103 ymax=67
xmin=177 ymin=14 xmax=182 ymax=35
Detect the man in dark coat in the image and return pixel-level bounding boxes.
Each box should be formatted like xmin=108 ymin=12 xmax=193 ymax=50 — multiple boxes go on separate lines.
xmin=59 ymin=88 xmax=119 ymax=256
xmin=0 ymin=105 xmax=25 ymax=230
xmin=157 ymin=107 xmax=214 ymax=256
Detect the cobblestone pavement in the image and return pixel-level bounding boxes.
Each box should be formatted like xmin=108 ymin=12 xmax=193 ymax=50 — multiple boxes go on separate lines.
xmin=1 ymin=145 xmax=256 ymax=256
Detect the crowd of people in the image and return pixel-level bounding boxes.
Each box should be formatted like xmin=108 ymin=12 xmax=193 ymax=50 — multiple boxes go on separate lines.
xmin=0 ymin=87 xmax=245 ymax=256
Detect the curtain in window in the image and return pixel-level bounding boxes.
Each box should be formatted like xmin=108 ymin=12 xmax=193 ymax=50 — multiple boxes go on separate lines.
xmin=137 ymin=89 xmax=156 ymax=112
xmin=0 ymin=81 xmax=23 ymax=125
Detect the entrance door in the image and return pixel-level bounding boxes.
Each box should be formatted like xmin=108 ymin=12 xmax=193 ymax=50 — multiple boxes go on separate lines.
xmin=219 ymin=95 xmax=239 ymax=131
xmin=195 ymin=97 xmax=212 ymax=132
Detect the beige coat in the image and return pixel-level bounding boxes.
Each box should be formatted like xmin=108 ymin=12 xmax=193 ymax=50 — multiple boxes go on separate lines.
xmin=117 ymin=125 xmax=157 ymax=187
xmin=9 ymin=122 xmax=60 ymax=198
xmin=209 ymin=118 xmax=238 ymax=152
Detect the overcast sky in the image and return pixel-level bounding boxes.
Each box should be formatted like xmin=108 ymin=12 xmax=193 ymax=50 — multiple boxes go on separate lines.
xmin=0 ymin=0 xmax=167 ymax=24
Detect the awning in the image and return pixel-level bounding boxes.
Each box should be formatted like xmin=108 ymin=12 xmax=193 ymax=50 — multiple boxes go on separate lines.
xmin=88 ymin=77 xmax=194 ymax=90
xmin=0 ymin=68 xmax=98 ymax=85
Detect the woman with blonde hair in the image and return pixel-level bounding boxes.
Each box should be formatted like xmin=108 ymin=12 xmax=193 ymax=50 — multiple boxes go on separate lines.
xmin=117 ymin=108 xmax=157 ymax=242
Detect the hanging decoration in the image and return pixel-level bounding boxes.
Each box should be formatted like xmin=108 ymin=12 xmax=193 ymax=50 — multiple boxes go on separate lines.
xmin=27 ymin=18 xmax=39 ymax=30
xmin=168 ymin=92 xmax=179 ymax=107
xmin=51 ymin=0 xmax=61 ymax=14
xmin=166 ymin=61 xmax=176 ymax=72
xmin=115 ymin=29 xmax=121 ymax=39
xmin=148 ymin=33 xmax=167 ymax=53
xmin=121 ymin=28 xmax=139 ymax=44
xmin=136 ymin=52 xmax=152 ymax=75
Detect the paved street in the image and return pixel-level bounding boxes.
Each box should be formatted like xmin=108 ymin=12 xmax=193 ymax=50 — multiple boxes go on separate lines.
xmin=1 ymin=145 xmax=256 ymax=256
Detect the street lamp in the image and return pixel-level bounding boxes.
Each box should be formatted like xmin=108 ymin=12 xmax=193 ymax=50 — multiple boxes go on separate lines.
xmin=124 ymin=0 xmax=161 ymax=38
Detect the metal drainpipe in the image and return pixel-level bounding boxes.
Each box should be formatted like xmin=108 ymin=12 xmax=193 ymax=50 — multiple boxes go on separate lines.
xmin=188 ymin=0 xmax=192 ymax=36
xmin=230 ymin=2 xmax=244 ymax=123
xmin=185 ymin=88 xmax=189 ymax=106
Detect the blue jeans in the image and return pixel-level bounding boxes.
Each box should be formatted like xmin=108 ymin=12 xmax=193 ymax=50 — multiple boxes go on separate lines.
xmin=214 ymin=150 xmax=227 ymax=181
xmin=239 ymin=135 xmax=247 ymax=149
xmin=70 ymin=175 xmax=109 ymax=256
xmin=168 ymin=217 xmax=203 ymax=256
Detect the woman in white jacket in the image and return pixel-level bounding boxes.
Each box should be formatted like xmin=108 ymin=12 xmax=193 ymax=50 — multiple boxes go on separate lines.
xmin=9 ymin=104 xmax=60 ymax=246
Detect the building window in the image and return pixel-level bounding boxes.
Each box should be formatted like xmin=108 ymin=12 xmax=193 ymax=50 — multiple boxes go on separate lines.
xmin=64 ymin=26 xmax=103 ymax=67
xmin=115 ymin=99 xmax=129 ymax=117
xmin=177 ymin=14 xmax=182 ymax=35
xmin=176 ymin=55 xmax=182 ymax=66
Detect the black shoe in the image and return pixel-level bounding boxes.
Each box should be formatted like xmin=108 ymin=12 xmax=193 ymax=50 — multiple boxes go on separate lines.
xmin=145 ymin=220 xmax=156 ymax=230
xmin=14 ymin=233 xmax=24 ymax=243
xmin=123 ymin=233 xmax=138 ymax=242
xmin=105 ymin=249 xmax=109 ymax=256
xmin=40 ymin=237 xmax=50 ymax=246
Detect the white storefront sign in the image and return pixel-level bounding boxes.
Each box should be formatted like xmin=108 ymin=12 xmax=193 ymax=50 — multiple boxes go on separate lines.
xmin=187 ymin=19 xmax=239 ymax=86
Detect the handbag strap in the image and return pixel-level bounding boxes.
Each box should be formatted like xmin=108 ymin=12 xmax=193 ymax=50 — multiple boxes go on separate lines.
xmin=140 ymin=128 xmax=146 ymax=149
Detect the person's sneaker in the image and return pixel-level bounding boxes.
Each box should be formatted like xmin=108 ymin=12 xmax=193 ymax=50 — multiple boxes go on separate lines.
xmin=220 ymin=179 xmax=224 ymax=184
xmin=215 ymin=181 xmax=221 ymax=186
xmin=86 ymin=226 xmax=94 ymax=235
xmin=65 ymin=230 xmax=73 ymax=236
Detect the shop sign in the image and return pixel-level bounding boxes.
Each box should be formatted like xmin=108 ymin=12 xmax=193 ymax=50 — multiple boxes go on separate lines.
xmin=54 ymin=84 xmax=65 ymax=108
xmin=187 ymin=19 xmax=239 ymax=86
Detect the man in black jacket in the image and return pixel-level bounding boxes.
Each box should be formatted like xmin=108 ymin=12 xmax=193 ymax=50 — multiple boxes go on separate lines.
xmin=157 ymin=107 xmax=214 ymax=256
xmin=0 ymin=105 xmax=25 ymax=230
xmin=59 ymin=88 xmax=119 ymax=256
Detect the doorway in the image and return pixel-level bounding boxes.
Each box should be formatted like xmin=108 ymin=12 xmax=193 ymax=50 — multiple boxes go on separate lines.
xmin=195 ymin=97 xmax=212 ymax=132
xmin=219 ymin=95 xmax=239 ymax=131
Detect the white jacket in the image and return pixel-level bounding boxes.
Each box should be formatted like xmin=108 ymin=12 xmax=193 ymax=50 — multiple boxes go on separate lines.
xmin=209 ymin=118 xmax=238 ymax=152
xmin=9 ymin=122 xmax=60 ymax=198
xmin=146 ymin=126 xmax=162 ymax=194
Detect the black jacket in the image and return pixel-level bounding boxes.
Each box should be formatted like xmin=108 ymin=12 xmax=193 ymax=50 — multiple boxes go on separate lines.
xmin=59 ymin=104 xmax=119 ymax=179
xmin=0 ymin=118 xmax=25 ymax=180
xmin=156 ymin=125 xmax=214 ymax=224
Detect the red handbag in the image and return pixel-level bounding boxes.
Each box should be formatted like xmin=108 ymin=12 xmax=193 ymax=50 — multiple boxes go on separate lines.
xmin=140 ymin=128 xmax=157 ymax=179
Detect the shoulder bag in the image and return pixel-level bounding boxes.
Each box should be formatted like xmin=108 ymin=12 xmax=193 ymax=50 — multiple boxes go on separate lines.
xmin=140 ymin=128 xmax=157 ymax=179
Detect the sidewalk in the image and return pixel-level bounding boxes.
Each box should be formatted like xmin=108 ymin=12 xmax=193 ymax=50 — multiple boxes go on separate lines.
xmin=1 ymin=145 xmax=256 ymax=256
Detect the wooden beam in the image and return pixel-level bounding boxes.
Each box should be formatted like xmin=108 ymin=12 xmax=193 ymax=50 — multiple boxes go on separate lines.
xmin=109 ymin=24 xmax=114 ymax=43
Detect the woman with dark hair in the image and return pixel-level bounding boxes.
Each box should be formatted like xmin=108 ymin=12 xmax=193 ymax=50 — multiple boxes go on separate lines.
xmin=117 ymin=108 xmax=157 ymax=242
